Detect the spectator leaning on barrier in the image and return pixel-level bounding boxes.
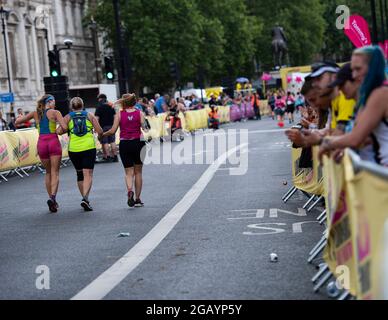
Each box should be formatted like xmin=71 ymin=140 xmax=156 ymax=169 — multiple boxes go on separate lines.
xmin=285 ymin=78 xmax=331 ymax=149
xmin=0 ymin=111 xmax=9 ymax=131
xmin=15 ymin=108 xmax=32 ymax=129
xmin=95 ymin=93 xmax=118 ymax=163
xmin=308 ymin=61 xmax=356 ymax=136
xmin=319 ymin=45 xmax=388 ymax=167
xmin=327 ymin=63 xmax=359 ymax=136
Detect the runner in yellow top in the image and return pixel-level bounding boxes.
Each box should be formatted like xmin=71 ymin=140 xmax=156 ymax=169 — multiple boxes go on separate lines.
xmin=58 ymin=97 xmax=103 ymax=212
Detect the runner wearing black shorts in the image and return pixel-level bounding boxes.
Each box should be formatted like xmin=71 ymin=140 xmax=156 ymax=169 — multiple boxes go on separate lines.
xmin=285 ymin=92 xmax=296 ymax=124
xmin=59 ymin=97 xmax=103 ymax=211
xmin=103 ymin=93 xmax=149 ymax=208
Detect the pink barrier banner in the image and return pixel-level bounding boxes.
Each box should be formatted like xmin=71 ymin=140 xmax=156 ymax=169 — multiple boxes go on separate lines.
xmin=230 ymin=105 xmax=242 ymax=122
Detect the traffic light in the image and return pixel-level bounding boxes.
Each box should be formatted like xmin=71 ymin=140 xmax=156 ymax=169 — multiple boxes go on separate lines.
xmin=104 ymin=56 xmax=114 ymax=81
xmin=169 ymin=62 xmax=180 ymax=82
xmin=48 ymin=50 xmax=61 ymax=77
xmin=43 ymin=76 xmax=70 ymax=116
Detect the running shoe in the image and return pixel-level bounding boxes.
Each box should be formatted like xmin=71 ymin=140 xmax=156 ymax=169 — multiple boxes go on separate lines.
xmin=134 ymin=199 xmax=144 ymax=207
xmin=81 ymin=200 xmax=93 ymax=212
xmin=47 ymin=199 xmax=57 ymax=213
xmin=127 ymin=191 xmax=135 ymax=208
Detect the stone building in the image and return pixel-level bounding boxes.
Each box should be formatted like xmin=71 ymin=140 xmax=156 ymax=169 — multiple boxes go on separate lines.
xmin=0 ymin=0 xmax=105 ymax=113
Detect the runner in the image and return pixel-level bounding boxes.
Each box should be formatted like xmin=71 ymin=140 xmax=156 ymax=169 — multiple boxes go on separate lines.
xmin=59 ymin=97 xmax=103 ymax=211
xmin=285 ymin=92 xmax=296 ymax=124
xmin=15 ymin=95 xmax=67 ymax=213
xmin=268 ymin=92 xmax=276 ymax=120
xmin=103 ymin=93 xmax=149 ymax=208
xmin=274 ymin=93 xmax=286 ymax=127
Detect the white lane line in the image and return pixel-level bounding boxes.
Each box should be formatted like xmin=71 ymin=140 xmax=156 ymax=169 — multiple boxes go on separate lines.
xmin=71 ymin=143 xmax=247 ymax=300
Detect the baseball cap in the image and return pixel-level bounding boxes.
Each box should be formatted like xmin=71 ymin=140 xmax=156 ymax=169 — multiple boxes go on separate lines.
xmin=328 ymin=63 xmax=353 ymax=88
xmin=305 ymin=61 xmax=340 ymax=81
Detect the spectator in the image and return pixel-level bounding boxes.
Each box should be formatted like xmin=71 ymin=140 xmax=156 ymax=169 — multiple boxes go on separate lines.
xmin=0 ymin=111 xmax=9 ymax=131
xmin=15 ymin=108 xmax=32 ymax=129
xmin=155 ymin=94 xmax=169 ymax=114
xmin=251 ymin=89 xmax=261 ymax=120
xmin=319 ymin=45 xmax=388 ymax=166
xmin=95 ymin=93 xmax=118 ymax=162
xmin=208 ymin=94 xmax=217 ymax=107
xmin=8 ymin=113 xmax=16 ymax=131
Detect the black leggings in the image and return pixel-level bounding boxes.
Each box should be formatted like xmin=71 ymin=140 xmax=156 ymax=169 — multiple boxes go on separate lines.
xmin=119 ymin=139 xmax=146 ymax=168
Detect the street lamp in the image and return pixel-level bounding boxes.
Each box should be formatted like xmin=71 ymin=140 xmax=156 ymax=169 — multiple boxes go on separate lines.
xmin=1 ymin=6 xmax=12 ymax=94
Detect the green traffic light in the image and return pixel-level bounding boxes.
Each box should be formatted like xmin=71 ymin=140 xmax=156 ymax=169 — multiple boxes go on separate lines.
xmin=51 ymin=70 xmax=59 ymax=77
xmin=107 ymin=72 xmax=114 ymax=80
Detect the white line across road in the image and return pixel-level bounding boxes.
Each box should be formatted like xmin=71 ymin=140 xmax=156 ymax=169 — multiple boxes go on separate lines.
xmin=71 ymin=143 xmax=248 ymax=300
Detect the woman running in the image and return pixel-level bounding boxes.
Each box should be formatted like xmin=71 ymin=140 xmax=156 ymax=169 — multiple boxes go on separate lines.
xmin=59 ymin=97 xmax=103 ymax=211
xmin=15 ymin=95 xmax=67 ymax=212
xmin=285 ymin=92 xmax=296 ymax=124
xmin=103 ymin=93 xmax=149 ymax=208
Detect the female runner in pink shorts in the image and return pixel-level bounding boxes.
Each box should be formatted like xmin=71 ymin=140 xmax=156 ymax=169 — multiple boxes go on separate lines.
xmin=15 ymin=95 xmax=68 ymax=212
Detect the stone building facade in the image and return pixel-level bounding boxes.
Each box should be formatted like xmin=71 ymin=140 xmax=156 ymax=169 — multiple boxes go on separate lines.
xmin=0 ymin=0 xmax=105 ymax=113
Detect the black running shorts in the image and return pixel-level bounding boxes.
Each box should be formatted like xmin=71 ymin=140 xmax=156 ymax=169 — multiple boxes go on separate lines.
xmin=119 ymin=139 xmax=146 ymax=168
xmin=69 ymin=148 xmax=97 ymax=170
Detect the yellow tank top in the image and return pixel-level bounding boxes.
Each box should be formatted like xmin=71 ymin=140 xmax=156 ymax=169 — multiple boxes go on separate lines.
xmin=68 ymin=111 xmax=95 ymax=152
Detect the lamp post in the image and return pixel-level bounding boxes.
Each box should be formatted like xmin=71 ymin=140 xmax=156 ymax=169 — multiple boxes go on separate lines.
xmin=112 ymin=0 xmax=127 ymax=95
xmin=1 ymin=6 xmax=12 ymax=94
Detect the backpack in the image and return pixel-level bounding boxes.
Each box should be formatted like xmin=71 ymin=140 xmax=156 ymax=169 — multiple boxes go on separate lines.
xmin=70 ymin=111 xmax=90 ymax=137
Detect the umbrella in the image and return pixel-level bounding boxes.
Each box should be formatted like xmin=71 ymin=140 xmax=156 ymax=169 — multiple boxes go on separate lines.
xmin=236 ymin=77 xmax=249 ymax=83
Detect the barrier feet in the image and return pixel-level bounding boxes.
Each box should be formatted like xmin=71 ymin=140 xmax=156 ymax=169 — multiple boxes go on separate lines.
xmin=302 ymin=195 xmax=316 ymax=209
xmin=313 ymin=270 xmax=333 ymax=292
xmin=282 ymin=186 xmax=296 ymax=201
xmin=283 ymin=187 xmax=297 ymax=203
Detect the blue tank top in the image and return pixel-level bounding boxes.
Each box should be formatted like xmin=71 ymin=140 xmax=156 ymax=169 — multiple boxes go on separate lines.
xmin=39 ymin=109 xmax=57 ymax=135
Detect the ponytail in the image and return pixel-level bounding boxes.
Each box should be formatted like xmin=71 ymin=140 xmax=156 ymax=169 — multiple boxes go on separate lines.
xmin=36 ymin=94 xmax=53 ymax=120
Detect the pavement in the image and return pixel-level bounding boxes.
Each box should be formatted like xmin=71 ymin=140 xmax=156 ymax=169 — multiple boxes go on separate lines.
xmin=0 ymin=115 xmax=328 ymax=300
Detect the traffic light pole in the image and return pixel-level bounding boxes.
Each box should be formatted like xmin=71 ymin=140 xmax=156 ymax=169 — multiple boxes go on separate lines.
xmin=1 ymin=6 xmax=14 ymax=113
xmin=1 ymin=6 xmax=12 ymax=94
xmin=113 ymin=0 xmax=127 ymax=96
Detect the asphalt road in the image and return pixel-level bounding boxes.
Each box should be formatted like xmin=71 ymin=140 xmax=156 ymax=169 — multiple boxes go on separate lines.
xmin=0 ymin=116 xmax=327 ymax=300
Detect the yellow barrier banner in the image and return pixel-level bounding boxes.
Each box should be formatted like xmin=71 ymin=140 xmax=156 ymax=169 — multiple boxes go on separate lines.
xmin=323 ymin=153 xmax=359 ymax=296
xmin=14 ymin=130 xmax=40 ymax=167
xmin=344 ymin=158 xmax=388 ymax=299
xmin=0 ymin=131 xmax=19 ymax=171
xmin=291 ymin=147 xmax=324 ymax=196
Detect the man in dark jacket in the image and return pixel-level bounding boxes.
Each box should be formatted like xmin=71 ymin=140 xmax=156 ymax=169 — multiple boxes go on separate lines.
xmin=95 ymin=94 xmax=118 ymax=162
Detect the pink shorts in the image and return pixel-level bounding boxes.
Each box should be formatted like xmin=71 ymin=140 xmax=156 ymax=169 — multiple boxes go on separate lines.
xmin=37 ymin=134 xmax=62 ymax=160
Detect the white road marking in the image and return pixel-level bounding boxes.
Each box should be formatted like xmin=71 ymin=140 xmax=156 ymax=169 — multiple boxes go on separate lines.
xmin=71 ymin=143 xmax=247 ymax=300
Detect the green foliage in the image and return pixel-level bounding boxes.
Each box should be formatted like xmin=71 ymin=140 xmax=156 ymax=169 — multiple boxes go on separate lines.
xmin=90 ymin=0 xmax=380 ymax=93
